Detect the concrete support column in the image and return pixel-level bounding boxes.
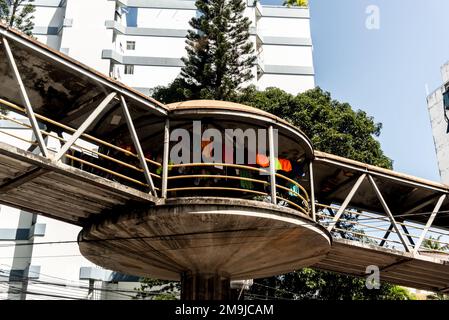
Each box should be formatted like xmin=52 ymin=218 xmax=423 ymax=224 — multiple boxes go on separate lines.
xmin=181 ymin=272 xmax=231 ymax=300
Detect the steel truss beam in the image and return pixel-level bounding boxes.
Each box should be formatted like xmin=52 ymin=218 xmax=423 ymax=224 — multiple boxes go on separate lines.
xmin=368 ymin=175 xmax=412 ymax=252
xmin=2 ymin=37 xmax=48 ymax=158
xmin=413 ymin=195 xmax=447 ymax=254
xmin=0 ymin=167 xmax=48 ymax=192
xmin=380 ymin=195 xmax=444 ymax=247
xmin=55 ymin=92 xmax=117 ymax=161
xmin=379 ymin=224 xmax=394 ymax=247
xmin=268 ymin=125 xmax=277 ymax=204
xmin=309 ymin=161 xmax=316 ymax=221
xmin=401 ymin=224 xmax=415 ymax=247
xmin=0 ymin=28 xmax=167 ymax=117
xmin=161 ymin=119 xmax=170 ymax=199
xmin=120 ymin=95 xmax=157 ymax=197
xmin=327 ymin=173 xmax=366 ymax=232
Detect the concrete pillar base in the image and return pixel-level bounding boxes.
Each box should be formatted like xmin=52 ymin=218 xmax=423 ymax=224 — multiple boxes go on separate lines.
xmin=181 ymin=272 xmax=231 ymax=300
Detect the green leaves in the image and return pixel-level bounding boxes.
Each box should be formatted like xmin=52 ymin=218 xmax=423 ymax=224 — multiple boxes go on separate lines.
xmin=251 ymin=268 xmax=416 ymax=300
xmin=236 ymin=86 xmax=393 ymax=169
xmin=134 ymin=278 xmax=180 ymax=300
xmin=179 ymin=0 xmax=256 ymax=100
xmin=283 ymin=0 xmax=309 ymax=7
xmin=0 ymin=0 xmax=35 ymax=36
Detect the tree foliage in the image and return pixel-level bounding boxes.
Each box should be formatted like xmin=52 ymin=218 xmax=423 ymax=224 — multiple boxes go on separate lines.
xmin=149 ymin=84 xmax=402 ymax=299
xmin=156 ymin=84 xmax=392 ymax=169
xmin=422 ymin=235 xmax=449 ymax=251
xmin=148 ymin=0 xmax=402 ymax=300
xmin=283 ymin=0 xmax=309 ymax=7
xmin=0 ymin=0 xmax=36 ymax=35
xmin=250 ymin=268 xmax=415 ymax=300
xmin=233 ymin=86 xmax=407 ymax=300
xmin=153 ymin=0 xmax=256 ymax=101
xmin=134 ymin=278 xmax=180 ymax=300
xmin=236 ymin=86 xmax=392 ymax=168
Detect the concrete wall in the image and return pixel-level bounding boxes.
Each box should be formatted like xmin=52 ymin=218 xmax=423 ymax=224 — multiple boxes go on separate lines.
xmin=59 ymin=0 xmax=115 ymax=73
xmin=427 ymin=64 xmax=449 ymax=184
xmin=29 ymin=0 xmax=65 ymax=49
xmin=108 ymin=1 xmax=315 ymax=93
xmin=442 ymin=61 xmax=449 ymax=84
xmin=0 ymin=117 xmax=95 ymax=300
xmin=27 ymin=0 xmax=315 ymax=92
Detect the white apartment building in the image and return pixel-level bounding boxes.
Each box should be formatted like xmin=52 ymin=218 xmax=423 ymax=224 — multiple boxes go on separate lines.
xmin=427 ymin=61 xmax=449 ymax=184
xmin=0 ymin=0 xmax=316 ymax=300
xmin=31 ymin=0 xmax=315 ymax=94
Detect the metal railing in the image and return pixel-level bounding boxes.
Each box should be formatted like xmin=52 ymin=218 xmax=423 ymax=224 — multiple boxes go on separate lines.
xmin=0 ymin=98 xmax=311 ymax=217
xmin=0 ymin=98 xmax=162 ymax=192
xmin=167 ymin=163 xmax=310 ymax=215
xmin=316 ymin=203 xmax=449 ymax=257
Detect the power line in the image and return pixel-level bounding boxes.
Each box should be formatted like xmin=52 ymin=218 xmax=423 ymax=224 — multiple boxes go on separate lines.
xmin=0 ymin=225 xmax=313 ymax=249
xmin=252 ymin=282 xmax=300 ymax=298
xmin=2 ymin=283 xmax=86 ymax=300
xmin=0 ymin=269 xmax=140 ymax=299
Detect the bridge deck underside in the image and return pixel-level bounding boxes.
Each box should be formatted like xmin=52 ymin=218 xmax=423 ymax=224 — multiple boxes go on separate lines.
xmin=314 ymin=239 xmax=449 ymax=293
xmin=2 ymin=142 xmax=449 ymax=292
xmin=0 ymin=142 xmax=156 ymax=225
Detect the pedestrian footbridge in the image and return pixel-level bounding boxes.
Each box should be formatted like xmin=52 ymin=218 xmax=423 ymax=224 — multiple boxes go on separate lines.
xmin=1 ymin=23 xmax=449 ymax=297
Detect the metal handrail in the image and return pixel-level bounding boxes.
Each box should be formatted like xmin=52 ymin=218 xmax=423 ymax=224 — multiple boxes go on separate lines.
xmin=0 ymin=98 xmax=161 ymax=167
xmin=166 ymin=187 xmax=268 ymax=197
xmin=275 ymin=173 xmax=310 ymax=202
xmin=166 ymin=162 xmax=311 ymax=216
xmin=276 ymin=184 xmax=308 ymax=208
xmin=0 ymin=113 xmax=161 ymax=187
xmin=1 ymin=113 xmax=161 ymax=180
xmin=277 ymin=195 xmax=308 ymax=215
xmin=169 ymin=162 xmax=269 ymax=174
xmin=317 ymin=209 xmax=449 ymax=249
xmin=332 ymin=227 xmax=405 ymax=246
xmin=65 ymin=154 xmax=160 ymax=190
xmin=316 ymin=202 xmax=449 ymax=238
xmin=1 ymin=98 xmax=311 ymax=216
xmin=0 ymin=127 xmax=159 ymax=190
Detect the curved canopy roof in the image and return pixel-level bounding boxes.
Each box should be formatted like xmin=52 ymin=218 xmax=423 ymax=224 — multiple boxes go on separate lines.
xmin=168 ymin=100 xmax=285 ymax=122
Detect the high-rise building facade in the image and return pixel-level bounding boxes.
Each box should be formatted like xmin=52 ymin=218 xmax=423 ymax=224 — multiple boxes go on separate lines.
xmin=427 ymin=61 xmax=449 ymax=184
xmin=31 ymin=0 xmax=315 ymax=95
xmin=0 ymin=0 xmax=316 ymax=299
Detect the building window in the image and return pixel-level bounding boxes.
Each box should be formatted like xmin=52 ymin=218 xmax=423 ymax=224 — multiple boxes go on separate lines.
xmin=126 ymin=7 xmax=138 ymax=27
xmin=443 ymin=90 xmax=449 ymax=110
xmin=126 ymin=41 xmax=136 ymax=50
xmin=124 ymin=65 xmax=134 ymax=75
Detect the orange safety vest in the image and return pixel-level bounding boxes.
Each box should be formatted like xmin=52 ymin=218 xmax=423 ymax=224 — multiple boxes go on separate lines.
xmin=256 ymin=154 xmax=269 ymax=167
xmin=278 ymin=158 xmax=292 ymax=172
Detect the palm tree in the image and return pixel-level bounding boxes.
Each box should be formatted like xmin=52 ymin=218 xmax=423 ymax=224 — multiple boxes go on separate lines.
xmin=283 ymin=0 xmax=309 ymax=7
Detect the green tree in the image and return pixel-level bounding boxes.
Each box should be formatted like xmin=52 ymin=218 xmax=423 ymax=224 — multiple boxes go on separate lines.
xmin=249 ymin=268 xmax=415 ymax=300
xmin=0 ymin=0 xmax=36 ymax=36
xmin=155 ymin=85 xmax=392 ymax=168
xmin=422 ymin=235 xmax=449 ymax=251
xmin=283 ymin=0 xmax=309 ymax=7
xmin=153 ymin=0 xmax=256 ymax=101
xmin=234 ymin=86 xmax=406 ymax=300
xmin=134 ymin=278 xmax=180 ymax=300
xmin=426 ymin=292 xmax=449 ymax=300
xmin=421 ymin=234 xmax=449 ymax=300
xmin=150 ymin=1 xmax=396 ymax=299
xmin=236 ymin=86 xmax=392 ymax=168
xmin=149 ymin=86 xmax=402 ymax=300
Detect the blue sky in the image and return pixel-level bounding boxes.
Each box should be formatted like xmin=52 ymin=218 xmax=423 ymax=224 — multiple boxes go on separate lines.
xmin=261 ymin=0 xmax=449 ymax=182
